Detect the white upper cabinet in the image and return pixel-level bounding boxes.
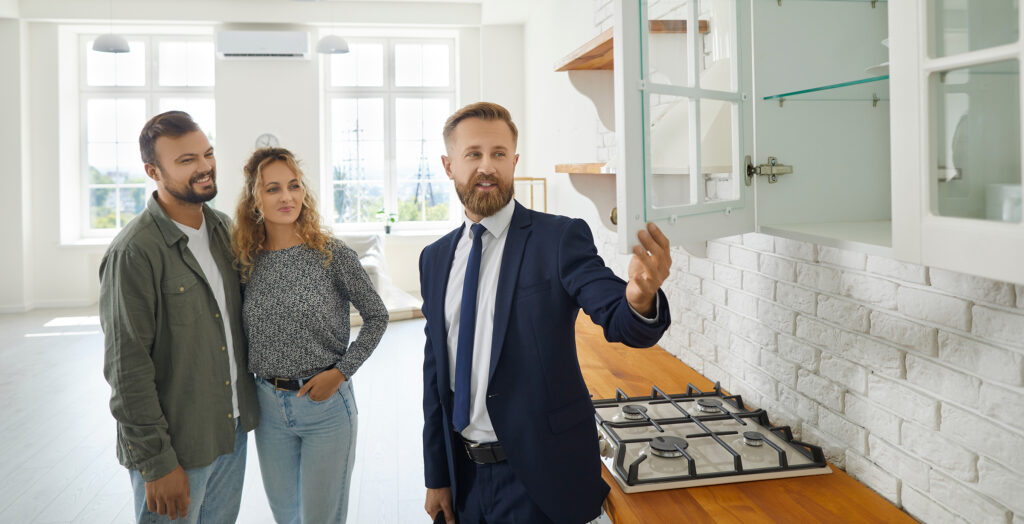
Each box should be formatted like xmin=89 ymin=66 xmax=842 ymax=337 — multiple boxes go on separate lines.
xmin=614 ymin=0 xmax=891 ymax=255
xmin=891 ymin=1 xmax=1024 ymax=285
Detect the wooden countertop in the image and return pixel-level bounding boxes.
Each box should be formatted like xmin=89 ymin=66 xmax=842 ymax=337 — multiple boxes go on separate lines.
xmin=575 ymin=315 xmax=914 ymax=524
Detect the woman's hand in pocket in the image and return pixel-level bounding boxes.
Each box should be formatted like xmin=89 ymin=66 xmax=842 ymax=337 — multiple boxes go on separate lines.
xmin=297 ymin=368 xmax=346 ymax=401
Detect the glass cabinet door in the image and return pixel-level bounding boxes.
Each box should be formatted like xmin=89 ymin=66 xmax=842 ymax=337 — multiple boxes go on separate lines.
xmin=614 ymin=0 xmax=755 ymax=253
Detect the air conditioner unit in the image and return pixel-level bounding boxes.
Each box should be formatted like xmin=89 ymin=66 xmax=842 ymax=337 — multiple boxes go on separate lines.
xmin=216 ymin=30 xmax=309 ymax=59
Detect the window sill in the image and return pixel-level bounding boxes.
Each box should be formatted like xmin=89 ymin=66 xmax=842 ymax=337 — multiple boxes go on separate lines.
xmin=60 ymin=237 xmax=113 ymax=248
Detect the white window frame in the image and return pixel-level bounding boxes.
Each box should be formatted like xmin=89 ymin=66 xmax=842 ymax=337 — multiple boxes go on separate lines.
xmin=76 ymin=32 xmax=214 ymax=239
xmin=322 ymin=33 xmax=459 ymax=234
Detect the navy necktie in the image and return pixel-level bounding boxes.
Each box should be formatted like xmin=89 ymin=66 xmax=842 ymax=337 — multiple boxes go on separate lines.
xmin=453 ymin=223 xmax=486 ymax=432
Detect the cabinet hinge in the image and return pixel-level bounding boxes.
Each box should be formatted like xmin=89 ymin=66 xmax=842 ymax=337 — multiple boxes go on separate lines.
xmin=745 ymin=155 xmax=793 ymax=186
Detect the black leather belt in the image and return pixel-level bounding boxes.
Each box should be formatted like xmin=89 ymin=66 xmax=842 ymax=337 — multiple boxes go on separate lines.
xmin=461 ymin=437 xmax=506 ymax=464
xmin=261 ymin=367 xmax=333 ymax=391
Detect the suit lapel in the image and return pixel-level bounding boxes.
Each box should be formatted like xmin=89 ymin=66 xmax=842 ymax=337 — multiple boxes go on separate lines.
xmin=430 ymin=225 xmax=464 ymax=390
xmin=488 ymin=202 xmax=532 ymax=382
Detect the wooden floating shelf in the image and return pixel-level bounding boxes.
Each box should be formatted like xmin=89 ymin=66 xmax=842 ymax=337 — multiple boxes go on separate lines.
xmin=554 ymin=20 xmax=710 ymax=72
xmin=555 ymin=162 xmax=611 ymax=174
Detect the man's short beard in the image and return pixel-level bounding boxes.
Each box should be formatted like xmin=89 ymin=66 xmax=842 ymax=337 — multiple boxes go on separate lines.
xmin=167 ymin=170 xmax=218 ymax=204
xmin=455 ymin=174 xmax=514 ymax=218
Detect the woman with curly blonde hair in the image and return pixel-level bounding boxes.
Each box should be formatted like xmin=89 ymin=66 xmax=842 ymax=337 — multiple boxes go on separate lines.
xmin=233 ymin=147 xmax=388 ymax=523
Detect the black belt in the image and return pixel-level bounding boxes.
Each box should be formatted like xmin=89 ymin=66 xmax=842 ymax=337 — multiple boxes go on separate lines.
xmin=461 ymin=437 xmax=506 ymax=464
xmin=261 ymin=367 xmax=333 ymax=391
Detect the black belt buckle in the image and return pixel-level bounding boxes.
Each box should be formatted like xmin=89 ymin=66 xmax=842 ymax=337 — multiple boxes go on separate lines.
xmin=273 ymin=377 xmax=299 ymax=391
xmin=463 ymin=439 xmax=506 ymax=464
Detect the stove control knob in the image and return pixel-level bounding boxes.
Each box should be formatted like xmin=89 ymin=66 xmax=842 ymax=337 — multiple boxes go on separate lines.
xmin=598 ymin=434 xmax=611 ymax=457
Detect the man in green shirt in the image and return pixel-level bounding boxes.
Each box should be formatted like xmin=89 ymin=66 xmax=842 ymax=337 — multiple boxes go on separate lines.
xmin=100 ymin=111 xmax=257 ymax=522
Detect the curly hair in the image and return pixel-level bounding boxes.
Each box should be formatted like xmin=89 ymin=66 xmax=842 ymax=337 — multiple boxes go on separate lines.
xmin=232 ymin=147 xmax=334 ymax=282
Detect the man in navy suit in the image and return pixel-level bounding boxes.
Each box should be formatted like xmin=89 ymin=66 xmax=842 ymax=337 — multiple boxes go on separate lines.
xmin=421 ymin=102 xmax=672 ymax=524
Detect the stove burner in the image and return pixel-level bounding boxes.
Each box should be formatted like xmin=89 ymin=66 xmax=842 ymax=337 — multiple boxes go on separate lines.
xmin=696 ymin=398 xmax=723 ymax=413
xmin=743 ymin=431 xmax=765 ymax=447
xmin=621 ymin=405 xmax=648 ymax=420
xmin=649 ymin=436 xmax=689 ymax=458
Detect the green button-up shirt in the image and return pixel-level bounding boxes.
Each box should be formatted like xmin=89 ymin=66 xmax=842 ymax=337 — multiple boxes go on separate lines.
xmin=100 ymin=195 xmax=257 ymax=482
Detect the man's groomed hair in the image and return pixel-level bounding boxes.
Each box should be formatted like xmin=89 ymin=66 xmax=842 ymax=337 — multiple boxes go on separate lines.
xmin=442 ymin=102 xmax=518 ymax=151
xmin=139 ymin=110 xmax=201 ymax=167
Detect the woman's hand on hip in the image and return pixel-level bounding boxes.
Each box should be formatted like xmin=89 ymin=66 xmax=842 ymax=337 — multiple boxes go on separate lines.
xmin=297 ymin=368 xmax=346 ymax=401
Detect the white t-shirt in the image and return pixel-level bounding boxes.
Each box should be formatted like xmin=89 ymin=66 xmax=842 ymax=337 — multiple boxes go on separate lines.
xmin=175 ymin=216 xmax=240 ymax=419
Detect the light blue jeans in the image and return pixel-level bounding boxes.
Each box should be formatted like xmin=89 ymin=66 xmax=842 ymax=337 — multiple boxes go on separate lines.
xmin=255 ymin=376 xmax=359 ymax=524
xmin=129 ymin=422 xmax=247 ymax=524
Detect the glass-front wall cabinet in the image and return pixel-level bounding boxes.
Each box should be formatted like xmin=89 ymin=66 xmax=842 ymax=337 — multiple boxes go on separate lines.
xmin=615 ymin=0 xmax=891 ymax=256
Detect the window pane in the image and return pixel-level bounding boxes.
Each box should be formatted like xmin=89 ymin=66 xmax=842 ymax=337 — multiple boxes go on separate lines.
xmin=333 ymin=183 xmax=385 ymax=224
xmin=331 ymin=98 xmax=386 ymax=195
xmin=395 ymin=43 xmax=450 ymax=87
xmin=89 ymin=188 xmax=117 ymax=229
xmin=159 ymin=98 xmax=216 ymax=141
xmin=931 ymin=0 xmax=1019 ymax=58
xmin=119 ymin=187 xmax=147 ymax=225
xmin=159 ymin=41 xmax=215 ymax=86
xmin=116 ymin=99 xmax=146 ymax=142
xmin=332 ymin=141 xmax=386 ymax=182
xmin=331 ymin=43 xmax=384 ymax=87
xmin=398 ymin=182 xmax=450 ymax=222
xmin=87 ymin=99 xmax=117 ymax=142
xmin=88 ymin=143 xmax=117 ymax=183
xmin=86 ymin=40 xmax=146 ymax=86
xmin=117 ymin=143 xmax=146 ymax=183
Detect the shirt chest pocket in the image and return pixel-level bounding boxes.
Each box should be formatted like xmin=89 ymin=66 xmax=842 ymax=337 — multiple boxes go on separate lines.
xmin=161 ymin=273 xmax=206 ymax=326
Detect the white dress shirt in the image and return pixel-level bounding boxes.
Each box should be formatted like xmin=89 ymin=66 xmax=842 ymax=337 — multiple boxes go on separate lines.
xmin=175 ymin=216 xmax=240 ymax=419
xmin=444 ymin=199 xmax=516 ymax=443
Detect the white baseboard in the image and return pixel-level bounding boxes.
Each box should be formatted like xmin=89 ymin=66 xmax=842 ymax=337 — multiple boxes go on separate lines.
xmin=0 ymin=300 xmax=96 ymax=313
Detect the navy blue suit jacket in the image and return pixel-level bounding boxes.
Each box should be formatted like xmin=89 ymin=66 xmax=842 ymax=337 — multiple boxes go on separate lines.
xmin=420 ymin=202 xmax=670 ymax=523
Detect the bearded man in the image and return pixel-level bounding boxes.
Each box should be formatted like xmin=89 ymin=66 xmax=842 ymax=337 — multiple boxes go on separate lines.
xmin=418 ymin=102 xmax=673 ymax=524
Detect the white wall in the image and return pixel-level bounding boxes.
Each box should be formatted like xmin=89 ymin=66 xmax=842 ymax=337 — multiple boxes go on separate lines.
xmin=0 ymin=19 xmax=29 ymax=311
xmin=0 ymin=0 xmax=16 ymax=19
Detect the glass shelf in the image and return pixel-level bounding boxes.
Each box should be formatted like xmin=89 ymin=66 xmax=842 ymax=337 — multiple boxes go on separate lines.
xmin=762 ymin=75 xmax=889 ymax=103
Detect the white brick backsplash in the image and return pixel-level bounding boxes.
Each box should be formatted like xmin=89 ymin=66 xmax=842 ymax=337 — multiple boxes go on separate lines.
xmin=800 ymin=424 xmax=846 ymax=469
xmin=757 ymin=300 xmax=796 ymax=334
xmin=1018 ymin=285 xmax=1023 ymax=308
xmin=726 ymin=289 xmax=757 ymax=317
xmin=760 ymin=254 xmax=797 ymax=282
xmin=838 ymin=332 xmax=904 ymax=378
xmin=670 ymin=250 xmax=690 ymax=274
xmin=796 ymin=263 xmax=842 ymax=294
xmin=868 ymin=375 xmax=939 ymax=428
xmin=684 ymin=294 xmax=715 ymax=317
xmin=941 ymin=404 xmax=1024 ymax=471
xmin=818 ymin=408 xmax=867 ymax=453
xmin=779 ymin=335 xmax=820 ymax=371
xmin=677 ymin=309 xmax=704 ymax=332
xmin=703 ymin=320 xmax=730 ymax=347
xmin=689 ymin=256 xmax=714 ymax=279
xmin=746 ymin=367 xmax=778 ymax=400
xmin=742 ymin=316 xmax=778 ymax=349
xmin=931 ymin=268 xmax=1016 ymax=307
xmin=979 ymin=382 xmax=1024 ymax=433
xmin=846 ymin=393 xmax=901 ymax=444
xmin=929 ymin=470 xmax=1011 ymax=523
xmin=841 ymin=273 xmax=898 ymax=310
xmin=680 ymin=273 xmax=702 ymax=294
xmin=973 ymin=305 xmax=1024 ymax=348
xmin=779 ymin=385 xmax=819 ymax=424
xmin=870 ymin=311 xmax=938 ymax=356
xmin=761 ymin=350 xmax=797 ymax=388
xmin=817 ymin=295 xmax=870 ymax=332
xmin=689 ymin=332 xmax=718 ymax=361
xmin=818 ymin=246 xmax=867 ymax=270
xmin=897 ymin=287 xmax=972 ymax=331
xmin=715 ymin=307 xmax=742 ymax=333
xmin=714 ymin=264 xmax=743 ymax=289
xmin=704 ymin=362 xmax=731 ymax=391
xmin=938 ymin=332 xmax=1024 ymax=386
xmin=797 ymin=369 xmax=843 ymax=411
xmin=867 ymin=256 xmax=928 ymax=284
xmin=729 ymin=334 xmax=760 ymax=365
xmin=706 ymin=241 xmax=730 ymax=263
xmin=868 ymin=435 xmax=930 ymax=491
xmin=729 ymin=246 xmax=759 ymax=272
xmin=718 ymin=235 xmax=743 ymax=245
xmin=845 ymin=452 xmax=899 ymax=503
xmin=903 ymin=485 xmax=970 ymax=524
xmin=742 ymin=233 xmax=773 ymax=252
xmin=774 ymin=237 xmax=816 ymax=262
xmin=796 ymin=316 xmax=841 ymax=350
xmin=702 ymin=280 xmax=727 ymax=306
xmin=759 ymin=397 xmax=803 ymax=435
xmin=742 ymin=271 xmax=775 ymax=299
xmin=979 ymin=457 xmax=1024 ymax=515
xmin=776 ymin=282 xmax=816 ymax=315
xmin=906 ymin=354 xmax=981 ymax=405
xmin=902 ymin=421 xmax=978 ymax=481
xmin=819 ymin=354 xmax=867 ymax=394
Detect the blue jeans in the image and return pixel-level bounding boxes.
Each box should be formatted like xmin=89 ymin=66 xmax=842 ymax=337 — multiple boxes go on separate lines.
xmin=129 ymin=422 xmax=247 ymax=524
xmin=254 ymin=376 xmax=359 ymax=524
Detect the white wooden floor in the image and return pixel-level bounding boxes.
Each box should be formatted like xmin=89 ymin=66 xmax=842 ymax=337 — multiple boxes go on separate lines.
xmin=0 ymin=307 xmax=432 ymax=524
